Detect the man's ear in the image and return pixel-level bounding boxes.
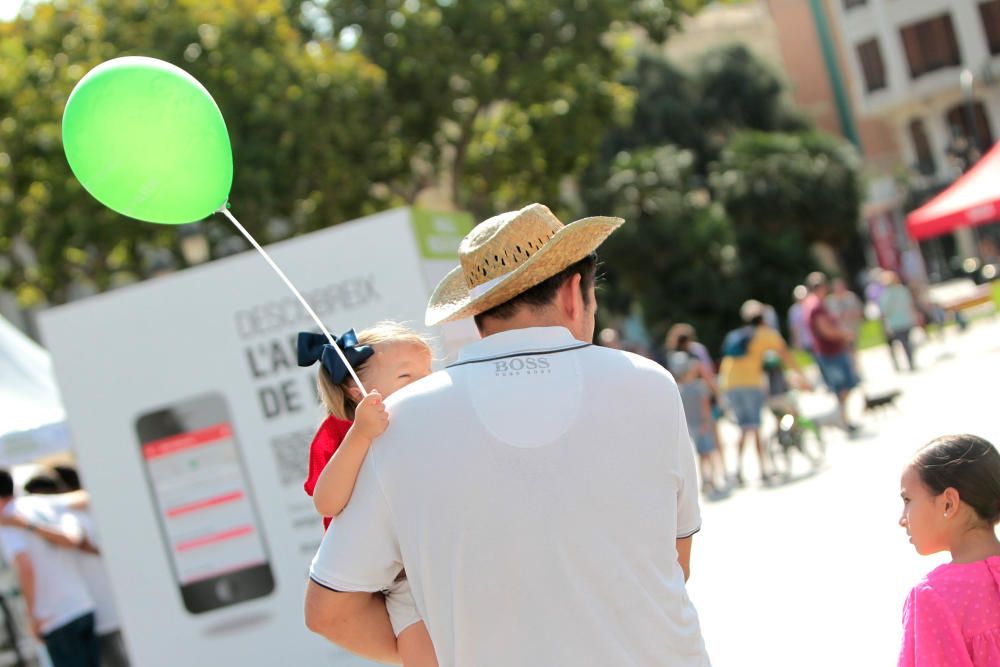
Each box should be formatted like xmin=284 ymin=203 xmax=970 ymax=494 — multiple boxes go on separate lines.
xmin=557 ymin=273 xmax=584 ymax=321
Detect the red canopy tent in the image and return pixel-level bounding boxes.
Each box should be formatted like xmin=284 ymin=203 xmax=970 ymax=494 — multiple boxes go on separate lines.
xmin=907 ymin=141 xmax=1000 ymax=241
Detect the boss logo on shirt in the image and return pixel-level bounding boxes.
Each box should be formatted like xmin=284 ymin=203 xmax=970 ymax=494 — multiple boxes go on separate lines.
xmin=494 ymin=357 xmax=551 ymax=377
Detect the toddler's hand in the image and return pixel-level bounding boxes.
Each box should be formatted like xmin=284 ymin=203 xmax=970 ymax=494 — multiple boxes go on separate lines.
xmin=354 ymin=391 xmax=388 ymax=439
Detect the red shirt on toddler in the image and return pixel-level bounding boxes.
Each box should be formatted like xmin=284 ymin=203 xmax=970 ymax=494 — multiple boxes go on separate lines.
xmin=304 ymin=414 xmax=353 ymax=530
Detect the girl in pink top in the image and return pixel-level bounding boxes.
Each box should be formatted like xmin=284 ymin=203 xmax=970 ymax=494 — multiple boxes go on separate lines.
xmin=898 ymin=434 xmax=1000 ymax=666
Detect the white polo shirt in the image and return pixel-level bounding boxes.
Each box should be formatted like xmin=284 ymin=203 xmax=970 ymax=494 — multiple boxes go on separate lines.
xmin=311 ymin=326 xmax=708 ymax=667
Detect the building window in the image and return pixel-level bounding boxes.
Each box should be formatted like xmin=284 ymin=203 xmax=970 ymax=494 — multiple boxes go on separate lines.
xmin=946 ymin=102 xmax=995 ymax=151
xmin=981 ymin=1 xmax=1000 ymax=55
xmin=908 ymin=119 xmax=937 ymax=176
xmin=843 ymin=0 xmax=866 ymax=9
xmin=856 ymin=39 xmax=887 ymax=92
xmin=899 ymin=14 xmax=962 ymax=79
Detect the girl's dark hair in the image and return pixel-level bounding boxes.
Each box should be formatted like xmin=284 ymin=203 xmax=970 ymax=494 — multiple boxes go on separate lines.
xmin=675 ymin=334 xmax=690 ymax=352
xmin=913 ymin=434 xmax=1000 ymax=525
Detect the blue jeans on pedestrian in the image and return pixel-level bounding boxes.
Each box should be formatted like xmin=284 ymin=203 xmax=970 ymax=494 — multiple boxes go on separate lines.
xmin=726 ymin=387 xmax=765 ymax=428
xmin=816 ymin=352 xmax=859 ymax=394
xmin=44 ymin=612 xmax=100 ymax=667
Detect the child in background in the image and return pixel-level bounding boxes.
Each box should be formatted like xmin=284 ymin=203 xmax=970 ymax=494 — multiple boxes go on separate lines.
xmin=670 ymin=351 xmax=724 ymax=495
xmin=897 ymin=434 xmax=1000 ymax=666
xmin=298 ymin=322 xmax=437 ymax=667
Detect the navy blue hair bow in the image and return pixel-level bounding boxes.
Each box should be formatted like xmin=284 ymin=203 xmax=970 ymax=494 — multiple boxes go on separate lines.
xmin=297 ymin=329 xmax=374 ymax=384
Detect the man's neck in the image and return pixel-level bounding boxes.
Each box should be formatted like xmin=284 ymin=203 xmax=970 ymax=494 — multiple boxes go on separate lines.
xmin=478 ymin=308 xmax=572 ymax=340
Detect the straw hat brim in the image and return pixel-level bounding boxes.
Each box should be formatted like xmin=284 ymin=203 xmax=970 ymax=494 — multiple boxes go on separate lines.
xmin=425 ymin=215 xmax=624 ymax=326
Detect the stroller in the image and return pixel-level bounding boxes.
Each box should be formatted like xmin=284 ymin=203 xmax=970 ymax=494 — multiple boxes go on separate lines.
xmin=763 ymin=351 xmax=825 ymax=478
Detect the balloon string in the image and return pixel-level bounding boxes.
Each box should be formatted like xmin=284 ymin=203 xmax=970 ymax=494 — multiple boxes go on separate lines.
xmin=217 ymin=205 xmax=367 ymax=396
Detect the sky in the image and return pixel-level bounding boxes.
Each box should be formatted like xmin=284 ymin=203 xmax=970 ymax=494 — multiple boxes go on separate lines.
xmin=0 ymin=0 xmax=22 ymax=21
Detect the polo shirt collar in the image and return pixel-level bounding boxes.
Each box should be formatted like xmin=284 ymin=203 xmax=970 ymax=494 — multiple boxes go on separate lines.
xmin=455 ymin=326 xmax=586 ymax=364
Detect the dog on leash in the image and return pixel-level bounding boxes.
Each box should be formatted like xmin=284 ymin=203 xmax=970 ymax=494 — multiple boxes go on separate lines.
xmin=864 ymin=389 xmax=902 ymax=415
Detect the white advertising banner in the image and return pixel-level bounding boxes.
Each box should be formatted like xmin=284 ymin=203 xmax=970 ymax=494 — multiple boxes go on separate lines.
xmin=39 ymin=208 xmax=473 ymax=666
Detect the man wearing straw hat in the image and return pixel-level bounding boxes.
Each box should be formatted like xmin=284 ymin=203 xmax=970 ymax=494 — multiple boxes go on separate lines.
xmin=305 ymin=203 xmax=710 ymax=666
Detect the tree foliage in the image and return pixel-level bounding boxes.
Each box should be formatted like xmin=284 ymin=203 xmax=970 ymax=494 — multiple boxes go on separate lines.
xmin=304 ymin=0 xmax=702 ymax=218
xmin=710 ymin=130 xmax=863 ymax=247
xmin=596 ymin=145 xmax=738 ymax=346
xmin=2 ymin=0 xmax=707 ymax=306
xmin=590 ymin=47 xmax=862 ymax=349
xmin=1 ymin=0 xmax=396 ymax=304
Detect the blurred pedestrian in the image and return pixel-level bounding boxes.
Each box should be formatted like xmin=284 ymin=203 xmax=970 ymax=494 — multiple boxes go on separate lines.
xmin=666 ymin=324 xmax=725 ymax=476
xmin=804 ymin=272 xmax=860 ymax=434
xmin=863 ymin=268 xmax=886 ymax=309
xmin=826 ymin=277 xmax=863 ymax=372
xmin=787 ymin=285 xmax=814 ymax=358
xmin=0 ymin=470 xmax=99 ymax=667
xmin=719 ymin=300 xmax=807 ymax=485
xmin=897 ymin=434 xmax=1000 ymax=667
xmin=4 ymin=467 xmax=129 ymax=666
xmin=665 ymin=324 xmax=717 ymax=390
xmin=597 ymin=327 xmax=622 ymax=349
xmin=879 ymin=271 xmax=919 ymax=372
xmin=742 ymin=300 xmax=779 ymax=330
xmin=50 ymin=467 xmax=130 ymax=667
xmin=671 ymin=352 xmax=725 ymax=496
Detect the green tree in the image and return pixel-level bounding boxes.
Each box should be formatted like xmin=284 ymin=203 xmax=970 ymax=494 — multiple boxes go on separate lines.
xmin=694 ymin=44 xmax=807 ymax=139
xmin=305 ymin=0 xmax=706 ymax=218
xmin=710 ymin=130 xmax=864 ymax=321
xmin=599 ymin=47 xmax=807 ymax=177
xmin=1 ymin=0 xmax=395 ymax=305
xmin=603 ymin=52 xmax=706 ymax=161
xmin=595 ymin=145 xmax=738 ymax=348
xmin=710 ymin=130 xmax=863 ymax=247
xmin=588 ymin=46 xmax=862 ymax=346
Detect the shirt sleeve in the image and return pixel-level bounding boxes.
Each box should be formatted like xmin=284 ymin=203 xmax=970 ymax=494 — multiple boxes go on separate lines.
xmin=898 ymin=585 xmax=974 ymax=667
xmin=58 ymin=512 xmax=86 ymax=544
xmin=304 ymin=418 xmax=347 ymax=497
xmin=0 ymin=526 xmax=27 ymax=564
xmin=309 ymin=448 xmax=402 ymax=592
xmin=673 ymin=391 xmax=702 ymax=539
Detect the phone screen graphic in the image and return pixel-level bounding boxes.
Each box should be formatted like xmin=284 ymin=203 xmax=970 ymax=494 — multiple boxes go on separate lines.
xmin=136 ymin=393 xmax=274 ymax=614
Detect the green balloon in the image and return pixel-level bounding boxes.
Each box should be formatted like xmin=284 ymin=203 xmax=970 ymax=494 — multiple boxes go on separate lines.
xmin=62 ymin=56 xmax=233 ymax=225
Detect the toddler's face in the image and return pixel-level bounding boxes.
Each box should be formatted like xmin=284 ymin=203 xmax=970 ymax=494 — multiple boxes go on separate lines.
xmin=360 ymin=341 xmax=432 ymax=399
xmin=899 ymin=466 xmax=948 ymax=555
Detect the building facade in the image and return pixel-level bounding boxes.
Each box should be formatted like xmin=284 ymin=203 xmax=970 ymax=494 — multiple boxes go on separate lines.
xmin=830 ymin=0 xmax=999 ymax=175
xmin=826 ymin=0 xmax=1000 ymax=269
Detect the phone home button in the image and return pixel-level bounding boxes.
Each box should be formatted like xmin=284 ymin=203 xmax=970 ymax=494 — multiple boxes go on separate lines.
xmin=215 ymin=579 xmax=235 ymax=603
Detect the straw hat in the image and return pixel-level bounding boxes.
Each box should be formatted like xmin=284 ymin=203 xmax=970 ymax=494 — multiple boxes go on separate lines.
xmin=424 ymin=203 xmax=623 ymax=326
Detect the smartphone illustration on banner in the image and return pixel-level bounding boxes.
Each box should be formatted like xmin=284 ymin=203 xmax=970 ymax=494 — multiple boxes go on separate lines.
xmin=135 ymin=392 xmax=275 ymax=614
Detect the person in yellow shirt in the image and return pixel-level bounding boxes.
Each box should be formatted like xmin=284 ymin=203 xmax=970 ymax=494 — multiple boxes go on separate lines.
xmin=719 ymin=300 xmax=807 ymax=485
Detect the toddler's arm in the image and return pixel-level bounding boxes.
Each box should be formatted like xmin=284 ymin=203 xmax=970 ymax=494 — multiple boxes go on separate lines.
xmin=313 ymin=392 xmax=388 ymax=518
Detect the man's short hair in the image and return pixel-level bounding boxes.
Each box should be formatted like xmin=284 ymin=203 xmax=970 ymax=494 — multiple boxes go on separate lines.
xmin=53 ymin=465 xmax=81 ymax=492
xmin=474 ymin=253 xmax=598 ymax=330
xmin=0 ymin=470 xmax=13 ymax=499
xmin=25 ymin=475 xmax=62 ymax=495
xmin=806 ymin=271 xmax=828 ymax=291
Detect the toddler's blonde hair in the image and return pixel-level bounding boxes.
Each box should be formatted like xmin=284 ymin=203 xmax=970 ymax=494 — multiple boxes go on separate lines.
xmin=316 ymin=321 xmax=432 ymax=421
